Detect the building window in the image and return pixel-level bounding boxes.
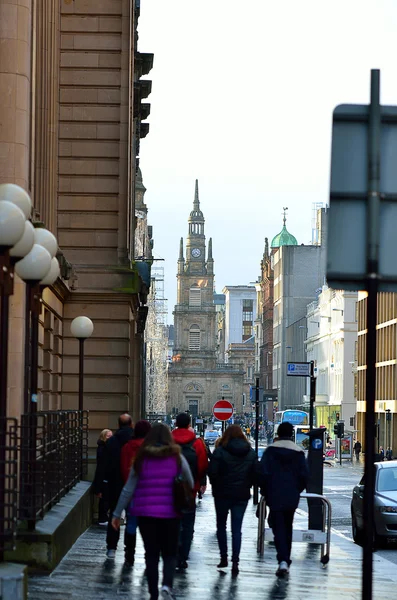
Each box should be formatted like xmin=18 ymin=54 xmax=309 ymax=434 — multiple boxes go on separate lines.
xmin=242 ymin=299 xmax=253 ymax=323
xmin=189 ymin=287 xmax=201 ymax=307
xmin=189 ymin=325 xmax=201 ymax=350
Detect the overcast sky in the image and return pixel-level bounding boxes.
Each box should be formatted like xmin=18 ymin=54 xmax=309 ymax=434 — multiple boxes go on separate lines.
xmin=138 ymin=0 xmax=397 ymax=321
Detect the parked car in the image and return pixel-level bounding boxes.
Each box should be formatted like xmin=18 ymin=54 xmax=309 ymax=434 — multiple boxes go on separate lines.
xmin=351 ymin=460 xmax=397 ymax=546
xmin=204 ymin=430 xmax=221 ymax=445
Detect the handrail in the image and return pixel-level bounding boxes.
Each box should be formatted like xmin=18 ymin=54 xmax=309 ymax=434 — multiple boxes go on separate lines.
xmin=257 ymin=492 xmax=332 ymax=565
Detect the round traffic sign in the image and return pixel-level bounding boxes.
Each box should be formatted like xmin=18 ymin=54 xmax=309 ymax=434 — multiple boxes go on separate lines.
xmin=213 ymin=399 xmax=234 ymax=421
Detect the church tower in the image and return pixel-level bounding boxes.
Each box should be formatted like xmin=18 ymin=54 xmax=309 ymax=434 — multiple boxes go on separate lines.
xmin=168 ymin=180 xmax=244 ymax=419
xmin=174 ymin=180 xmax=217 ymax=368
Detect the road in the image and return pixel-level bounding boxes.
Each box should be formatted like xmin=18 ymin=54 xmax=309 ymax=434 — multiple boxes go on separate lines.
xmin=321 ymin=460 xmax=397 ymax=565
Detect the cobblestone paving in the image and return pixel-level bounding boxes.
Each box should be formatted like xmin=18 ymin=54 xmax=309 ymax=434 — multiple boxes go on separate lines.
xmin=28 ymin=491 xmax=397 ymax=600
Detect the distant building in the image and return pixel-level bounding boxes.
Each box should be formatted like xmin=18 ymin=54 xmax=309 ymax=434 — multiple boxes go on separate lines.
xmin=168 ymin=182 xmax=245 ymax=418
xmin=272 ymin=209 xmax=327 ymax=410
xmin=305 ymin=287 xmax=358 ymax=432
xmin=222 ymin=286 xmax=257 ymax=352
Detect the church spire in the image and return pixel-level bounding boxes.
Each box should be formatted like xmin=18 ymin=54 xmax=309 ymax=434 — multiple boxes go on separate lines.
xmin=208 ymin=237 xmax=213 ymax=260
xmin=193 ymin=179 xmax=200 ymax=211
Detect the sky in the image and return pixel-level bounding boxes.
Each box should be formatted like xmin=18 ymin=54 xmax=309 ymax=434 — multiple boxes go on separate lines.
xmin=138 ymin=0 xmax=397 ymax=321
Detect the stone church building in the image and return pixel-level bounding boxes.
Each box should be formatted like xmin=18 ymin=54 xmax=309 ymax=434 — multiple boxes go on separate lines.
xmin=168 ymin=181 xmax=245 ymax=419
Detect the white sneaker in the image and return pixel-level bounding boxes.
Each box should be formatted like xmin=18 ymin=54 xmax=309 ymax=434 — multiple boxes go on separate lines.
xmin=161 ymin=586 xmax=176 ymax=599
xmin=106 ymin=549 xmax=116 ymax=559
xmin=276 ymin=561 xmax=289 ymax=576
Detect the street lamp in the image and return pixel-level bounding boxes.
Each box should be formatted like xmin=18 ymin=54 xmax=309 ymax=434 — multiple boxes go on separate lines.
xmin=71 ymin=316 xmax=93 ymax=479
xmin=70 ymin=317 xmax=94 ymax=412
xmin=15 ymin=244 xmax=52 ymax=411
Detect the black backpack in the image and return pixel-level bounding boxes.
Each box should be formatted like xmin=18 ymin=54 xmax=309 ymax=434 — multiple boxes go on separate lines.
xmin=180 ymin=440 xmax=198 ymax=481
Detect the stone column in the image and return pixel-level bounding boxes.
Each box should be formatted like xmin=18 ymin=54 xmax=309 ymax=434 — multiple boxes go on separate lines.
xmin=0 ymin=0 xmax=32 ymax=188
xmin=0 ymin=1 xmax=32 ymax=419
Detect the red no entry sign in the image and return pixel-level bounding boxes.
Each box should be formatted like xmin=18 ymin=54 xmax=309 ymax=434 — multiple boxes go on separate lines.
xmin=213 ymin=399 xmax=234 ymax=421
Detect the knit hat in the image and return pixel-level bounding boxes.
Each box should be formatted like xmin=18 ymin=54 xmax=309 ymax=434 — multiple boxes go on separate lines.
xmin=134 ymin=420 xmax=152 ymax=439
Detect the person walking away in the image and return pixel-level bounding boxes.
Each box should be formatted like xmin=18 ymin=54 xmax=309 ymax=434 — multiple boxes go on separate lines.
xmin=208 ymin=424 xmax=257 ymax=575
xmin=103 ymin=414 xmax=134 ymax=560
xmin=92 ymin=428 xmax=112 ymax=525
xmin=171 ymin=413 xmax=209 ymax=569
xmin=119 ymin=419 xmax=152 ymax=565
xmin=353 ymin=440 xmax=362 ymax=461
xmin=112 ymin=423 xmax=194 ymax=600
xmin=258 ymin=421 xmax=309 ymax=577
xmin=386 ymin=447 xmax=393 ymax=460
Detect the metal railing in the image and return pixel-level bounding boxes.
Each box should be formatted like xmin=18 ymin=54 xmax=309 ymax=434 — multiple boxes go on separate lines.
xmin=0 ymin=418 xmax=18 ymax=553
xmin=18 ymin=410 xmax=88 ymax=529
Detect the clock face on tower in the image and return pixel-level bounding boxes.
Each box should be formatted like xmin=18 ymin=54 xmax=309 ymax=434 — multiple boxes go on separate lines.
xmin=191 ymin=248 xmax=201 ymax=258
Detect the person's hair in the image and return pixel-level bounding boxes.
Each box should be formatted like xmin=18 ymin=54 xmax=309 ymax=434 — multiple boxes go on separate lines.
xmin=277 ymin=421 xmax=294 ymax=439
xmin=219 ymin=424 xmax=248 ymax=447
xmin=175 ymin=412 xmax=191 ymax=428
xmin=134 ymin=423 xmax=180 ymax=474
xmin=118 ymin=413 xmax=132 ymax=428
xmin=134 ymin=420 xmax=152 ymax=439
xmin=98 ymin=428 xmax=112 ymax=442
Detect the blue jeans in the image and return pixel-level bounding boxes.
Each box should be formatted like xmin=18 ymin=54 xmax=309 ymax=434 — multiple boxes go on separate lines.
xmin=214 ymin=498 xmax=248 ymax=562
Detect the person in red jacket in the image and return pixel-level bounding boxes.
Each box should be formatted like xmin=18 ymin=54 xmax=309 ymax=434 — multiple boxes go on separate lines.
xmin=119 ymin=419 xmax=151 ymax=565
xmin=172 ymin=413 xmax=209 ymax=570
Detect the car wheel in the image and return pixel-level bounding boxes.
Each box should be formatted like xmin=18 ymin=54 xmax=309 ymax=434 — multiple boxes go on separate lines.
xmin=352 ymin=512 xmax=363 ymax=545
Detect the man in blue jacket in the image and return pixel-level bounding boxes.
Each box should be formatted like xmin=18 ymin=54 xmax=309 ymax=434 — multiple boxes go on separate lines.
xmin=259 ymin=421 xmax=309 ymax=576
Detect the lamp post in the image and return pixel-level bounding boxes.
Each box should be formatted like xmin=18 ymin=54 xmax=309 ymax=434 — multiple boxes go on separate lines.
xmin=70 ymin=316 xmax=94 ymax=412
xmin=71 ymin=317 xmax=94 ymax=478
xmin=0 ymin=185 xmax=33 ymax=561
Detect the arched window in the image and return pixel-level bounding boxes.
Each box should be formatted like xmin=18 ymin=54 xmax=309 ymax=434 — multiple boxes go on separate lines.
xmin=189 ymin=325 xmax=201 ymax=351
xmin=189 ymin=287 xmax=201 ymax=307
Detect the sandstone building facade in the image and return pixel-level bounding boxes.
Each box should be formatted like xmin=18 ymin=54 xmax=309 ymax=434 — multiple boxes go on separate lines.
xmin=0 ymin=0 xmax=153 ymax=465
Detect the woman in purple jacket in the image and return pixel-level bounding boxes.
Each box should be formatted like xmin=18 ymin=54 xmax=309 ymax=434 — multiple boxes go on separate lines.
xmin=112 ymin=423 xmax=193 ymax=600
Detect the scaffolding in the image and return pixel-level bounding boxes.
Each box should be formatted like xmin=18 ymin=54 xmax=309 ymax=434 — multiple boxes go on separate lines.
xmin=145 ymin=266 xmax=168 ymax=416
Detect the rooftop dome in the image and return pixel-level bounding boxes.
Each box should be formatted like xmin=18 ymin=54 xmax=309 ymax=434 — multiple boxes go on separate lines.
xmin=271 ymin=208 xmax=298 ymax=248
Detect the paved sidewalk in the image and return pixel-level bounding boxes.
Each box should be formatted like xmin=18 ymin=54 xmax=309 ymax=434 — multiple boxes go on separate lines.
xmin=28 ymin=490 xmax=397 ymax=600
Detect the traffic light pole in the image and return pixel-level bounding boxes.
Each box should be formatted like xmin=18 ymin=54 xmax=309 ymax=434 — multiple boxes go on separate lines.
xmin=309 ymin=360 xmax=316 ymax=430
xmin=253 ymin=377 xmax=260 ymax=505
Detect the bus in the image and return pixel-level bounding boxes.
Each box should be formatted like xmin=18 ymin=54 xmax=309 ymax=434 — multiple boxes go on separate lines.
xmin=274 ymin=410 xmax=309 ymax=426
xmin=292 ymin=425 xmax=310 ymax=451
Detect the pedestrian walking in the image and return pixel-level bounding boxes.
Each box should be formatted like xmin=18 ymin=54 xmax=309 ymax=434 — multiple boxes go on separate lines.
xmin=92 ymin=428 xmax=112 ymax=525
xmin=353 ymin=440 xmax=362 ymax=461
xmin=258 ymin=421 xmax=309 ymax=577
xmin=386 ymin=447 xmax=393 ymax=461
xmin=208 ymin=424 xmax=257 ymax=575
xmin=379 ymin=446 xmax=385 ymax=461
xmin=102 ymin=413 xmax=134 ymax=560
xmin=119 ymin=419 xmax=152 ymax=566
xmin=112 ymin=423 xmax=194 ymax=600
xmin=172 ymin=413 xmax=209 ymax=570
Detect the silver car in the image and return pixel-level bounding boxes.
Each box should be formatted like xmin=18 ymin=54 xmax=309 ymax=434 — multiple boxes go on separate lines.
xmin=351 ymin=460 xmax=397 ymax=546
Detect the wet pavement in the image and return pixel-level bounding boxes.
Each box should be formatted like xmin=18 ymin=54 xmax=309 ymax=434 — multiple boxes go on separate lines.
xmin=28 ymin=485 xmax=397 ymax=600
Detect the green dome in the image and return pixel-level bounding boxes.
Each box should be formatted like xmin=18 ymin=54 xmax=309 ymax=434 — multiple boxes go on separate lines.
xmin=271 ymin=225 xmax=298 ymax=248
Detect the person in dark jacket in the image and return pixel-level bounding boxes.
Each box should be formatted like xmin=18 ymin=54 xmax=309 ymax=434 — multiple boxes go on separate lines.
xmin=102 ymin=413 xmax=134 ymax=560
xmin=93 ymin=428 xmax=113 ymax=525
xmin=259 ymin=421 xmax=309 ymax=577
xmin=208 ymin=424 xmax=257 ymax=575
